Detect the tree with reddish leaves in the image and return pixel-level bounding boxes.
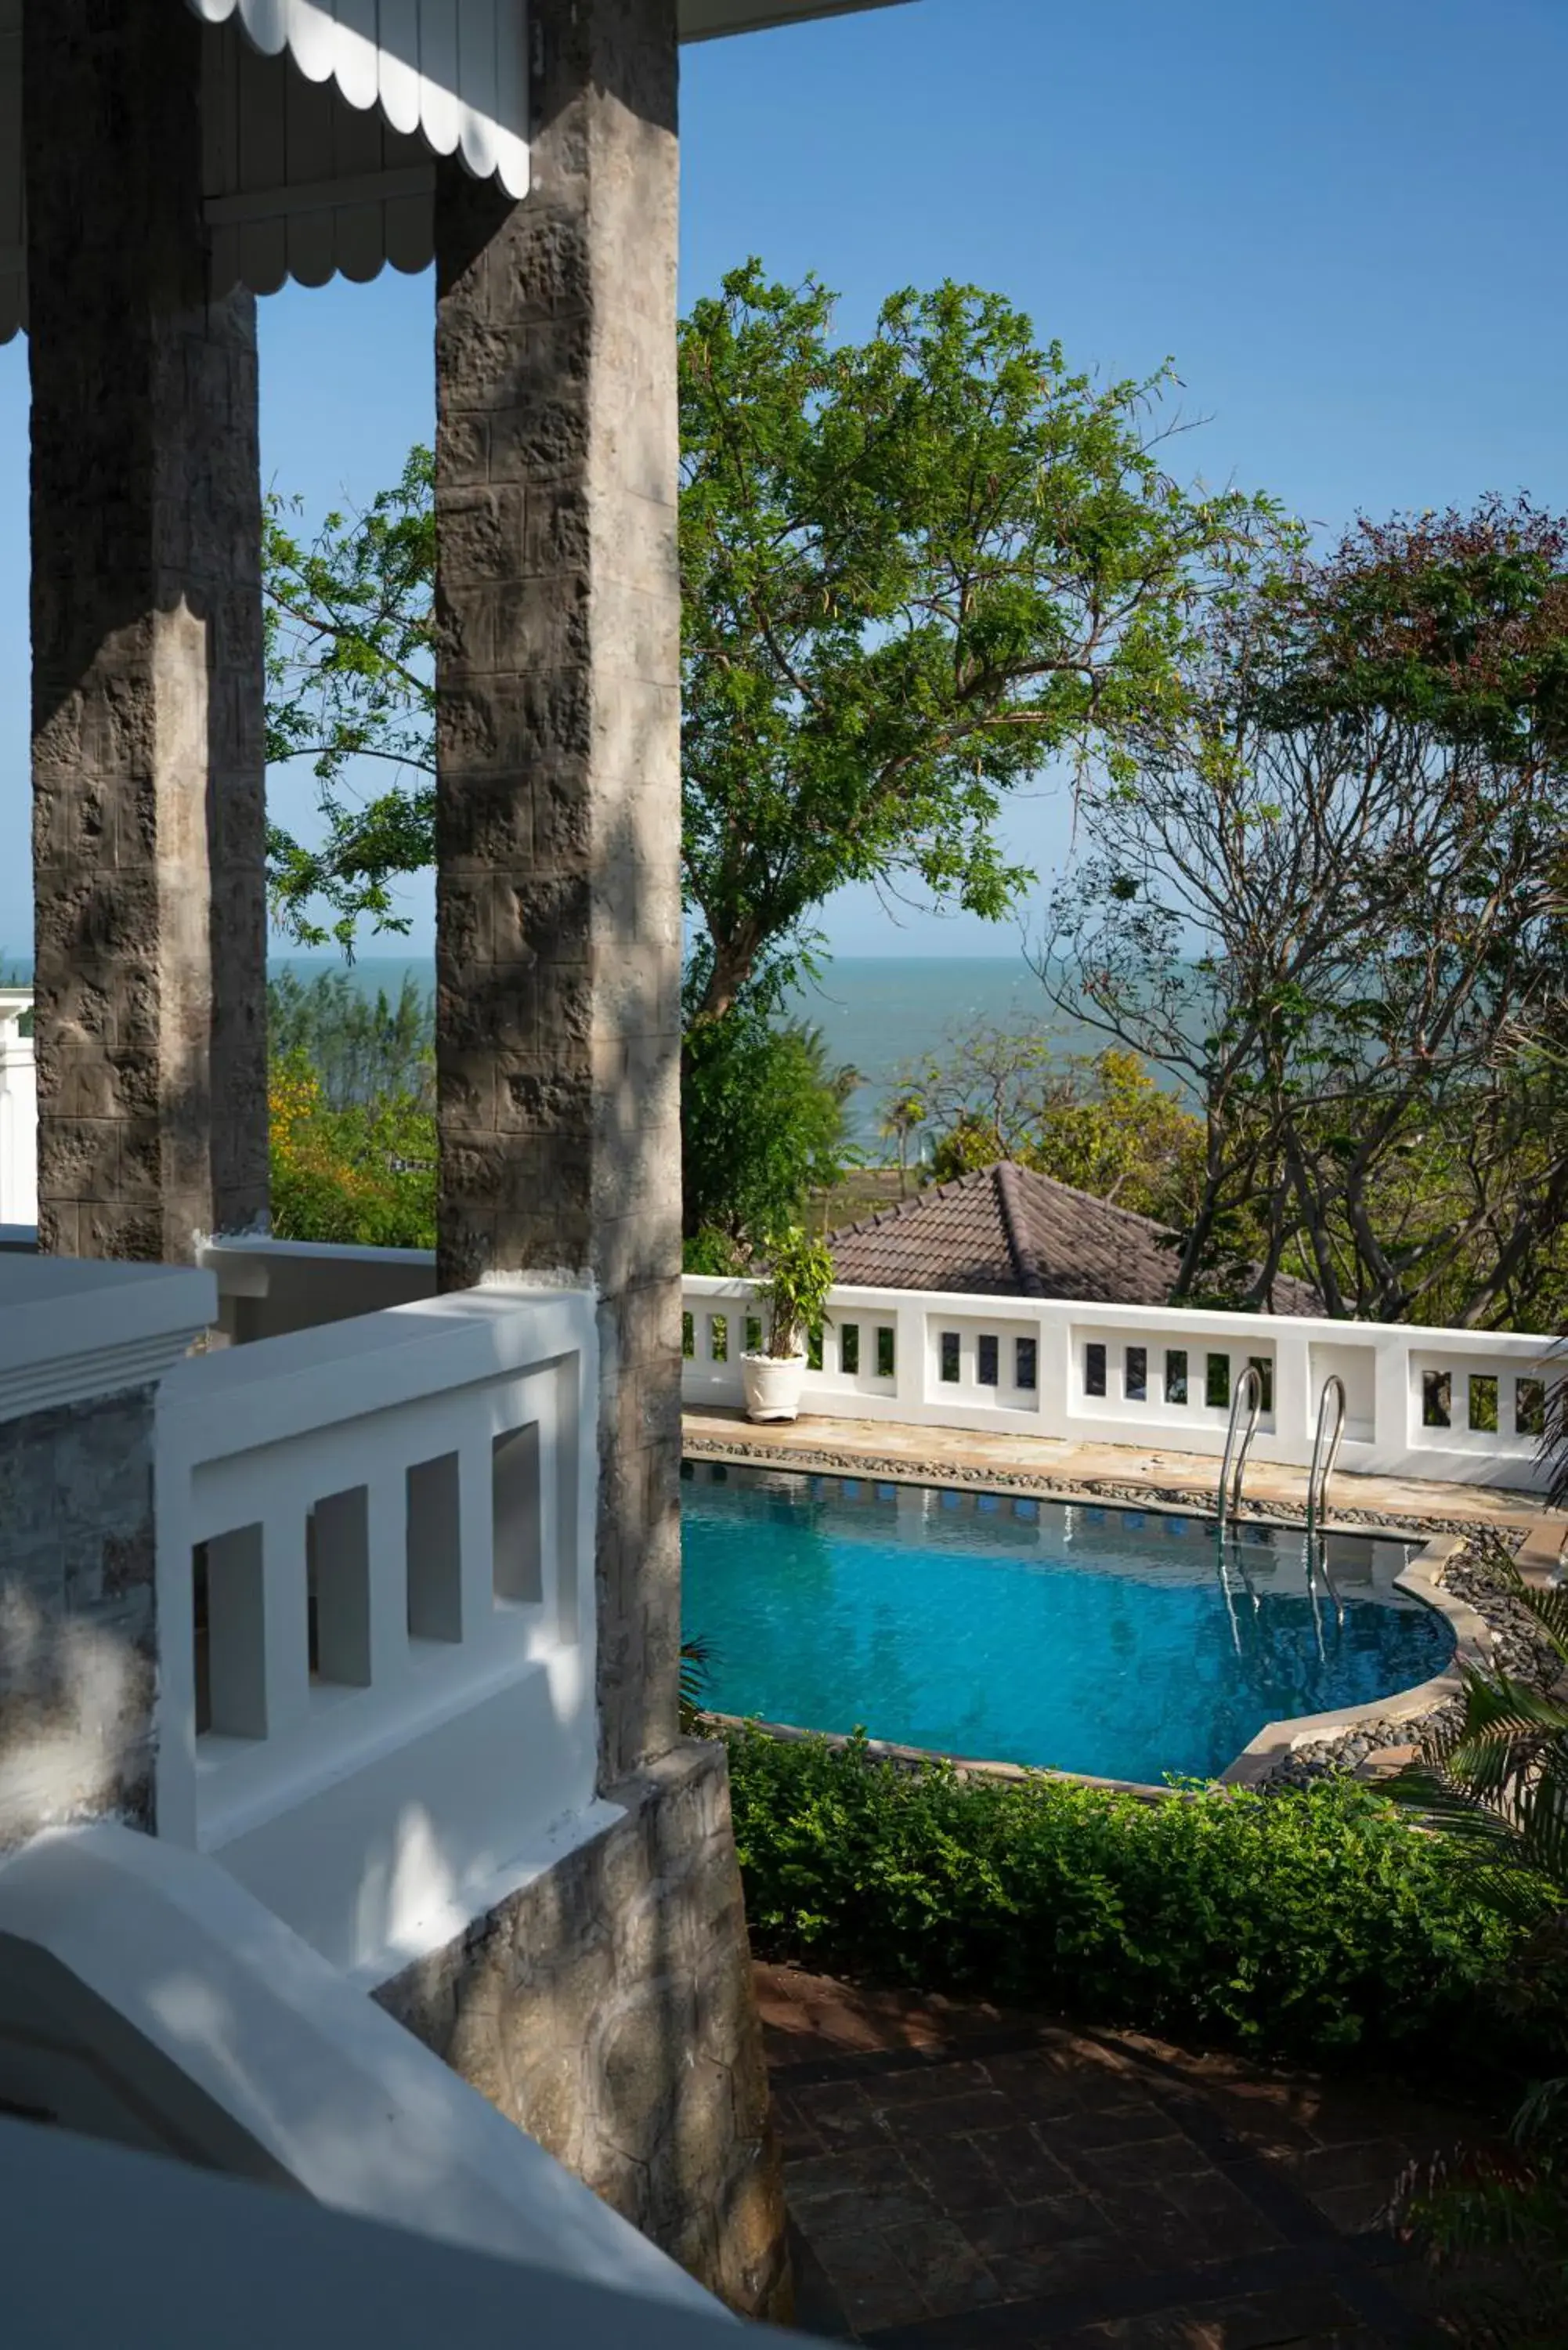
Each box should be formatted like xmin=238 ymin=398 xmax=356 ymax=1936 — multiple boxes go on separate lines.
xmin=1042 ymin=497 xmax=1568 ymax=1327
xmin=1261 ymin=497 xmax=1568 ymax=764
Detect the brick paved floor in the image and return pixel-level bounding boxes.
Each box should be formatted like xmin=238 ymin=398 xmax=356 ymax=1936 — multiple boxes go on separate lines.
xmin=759 ymin=1965 xmax=1482 ymax=2348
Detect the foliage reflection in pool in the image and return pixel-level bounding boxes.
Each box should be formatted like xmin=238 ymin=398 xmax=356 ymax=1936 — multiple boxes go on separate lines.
xmin=680 ymin=1464 xmax=1454 ymax=1783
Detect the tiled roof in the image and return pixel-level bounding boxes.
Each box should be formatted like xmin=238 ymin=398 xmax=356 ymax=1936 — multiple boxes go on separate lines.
xmin=825 ymin=1163 xmax=1321 ymax=1315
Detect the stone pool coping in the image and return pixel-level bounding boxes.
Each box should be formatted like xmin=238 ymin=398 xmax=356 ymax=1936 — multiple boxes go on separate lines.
xmin=1217 ymin=1533 xmax=1490 ymax=1788
xmin=685 ymin=1419 xmax=1563 ymax=1795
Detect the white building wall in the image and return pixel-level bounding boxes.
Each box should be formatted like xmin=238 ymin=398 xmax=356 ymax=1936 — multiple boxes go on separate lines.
xmin=0 ymin=988 xmax=36 ymax=1231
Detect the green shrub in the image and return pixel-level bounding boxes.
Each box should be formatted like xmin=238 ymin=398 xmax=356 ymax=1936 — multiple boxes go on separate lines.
xmin=681 ymin=989 xmax=854 ymax=1246
xmin=269 ymin=1053 xmax=435 ymax=1249
xmin=723 ymin=1727 xmax=1522 ymax=2067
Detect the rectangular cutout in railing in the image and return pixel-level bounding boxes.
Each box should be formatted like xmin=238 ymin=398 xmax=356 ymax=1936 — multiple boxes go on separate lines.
xmin=204 ymin=1523 xmax=267 ymax=1738
xmin=710 ymin=1314 xmax=728 ymax=1363
xmin=1206 ymin=1354 xmax=1230 ymax=1409
xmin=876 ymin=1325 xmax=895 ymax=1379
xmin=1517 ymin=1376 xmax=1546 ymax=1437
xmin=155 ymin=1286 xmax=601 ymax=1980
xmin=1015 ymin=1336 xmax=1037 ymax=1391
xmin=977 ymin=1333 xmax=999 ymax=1387
xmin=940 ymin=1331 xmax=960 ymax=1383
xmin=841 ymin=1323 xmax=860 ymax=1376
xmin=1085 ymin=1341 xmax=1107 ymax=1397
xmin=1422 ymin=1369 xmax=1452 ymax=1430
xmin=1248 ymin=1354 xmax=1274 ymax=1414
xmin=310 ymin=1486 xmax=372 ymax=1687
xmin=406 ymin=1451 xmax=462 ymax=1642
xmin=746 ymin=1314 xmax=763 ymax=1354
xmin=1469 ymin=1374 xmax=1499 ymax=1434
xmin=492 ymin=1423 xmax=543 ymax=1606
xmin=1125 ymin=1345 xmax=1147 ymax=1401
xmin=1165 ymin=1348 xmax=1188 ymax=1405
xmin=193 ymin=1544 xmax=211 ymax=1736
xmin=681 ymin=1311 xmax=694 ymax=1359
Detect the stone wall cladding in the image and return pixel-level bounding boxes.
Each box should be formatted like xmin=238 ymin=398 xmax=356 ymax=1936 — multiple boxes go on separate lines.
xmin=0 ymin=1386 xmax=158 ymax=1853
xmin=27 ymin=0 xmax=269 ymax=1264
xmin=374 ymin=1741 xmax=791 ymax=2322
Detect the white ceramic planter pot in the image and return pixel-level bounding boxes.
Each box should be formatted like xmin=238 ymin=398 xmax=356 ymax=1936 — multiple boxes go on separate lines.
xmin=741 ymin=1350 xmax=807 ymax=1423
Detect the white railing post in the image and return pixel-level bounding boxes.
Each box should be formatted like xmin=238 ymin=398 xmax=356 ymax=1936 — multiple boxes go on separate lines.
xmin=365 ymin=1477 xmax=413 ymax=1688
xmin=894 ymin=1297 xmax=927 ymax=1413
xmin=1373 ymin=1332 xmax=1411 ymax=1467
xmin=1273 ymin=1321 xmax=1313 ymax=1447
xmin=1037 ymin=1303 xmax=1071 ymax=1437
xmin=260 ymin=1513 xmax=313 ymax=1741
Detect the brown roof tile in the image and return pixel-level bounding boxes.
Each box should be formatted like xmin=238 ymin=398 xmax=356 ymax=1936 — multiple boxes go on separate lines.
xmin=825 ymin=1162 xmax=1321 ymax=1315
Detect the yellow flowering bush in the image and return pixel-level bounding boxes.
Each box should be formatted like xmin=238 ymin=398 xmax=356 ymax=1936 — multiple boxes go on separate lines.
xmin=269 ymin=1051 xmax=435 ymax=1249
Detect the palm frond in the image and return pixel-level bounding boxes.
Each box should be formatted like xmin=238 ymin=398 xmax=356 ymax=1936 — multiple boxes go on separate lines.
xmin=1514 ymin=2074 xmax=1568 ymax=2149
xmin=679 ymin=1634 xmax=716 ymax=1734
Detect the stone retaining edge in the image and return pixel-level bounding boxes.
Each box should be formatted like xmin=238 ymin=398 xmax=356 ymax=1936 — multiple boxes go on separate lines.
xmin=1217 ymin=1535 xmax=1491 ymax=1788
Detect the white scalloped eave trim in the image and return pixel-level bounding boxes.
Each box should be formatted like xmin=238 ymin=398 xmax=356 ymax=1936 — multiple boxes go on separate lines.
xmin=184 ymin=0 xmax=529 ymax=197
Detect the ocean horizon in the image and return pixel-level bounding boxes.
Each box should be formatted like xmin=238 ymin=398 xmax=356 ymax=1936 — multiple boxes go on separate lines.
xmin=2 ymin=950 xmax=1106 ymax=1144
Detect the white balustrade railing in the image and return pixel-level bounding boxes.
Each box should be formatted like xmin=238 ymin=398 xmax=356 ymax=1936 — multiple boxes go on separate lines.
xmin=156 ymin=1286 xmax=602 ymax=1983
xmin=202 ymin=1232 xmax=438 ymax=1342
xmin=682 ymin=1274 xmax=1562 ymax=1494
xmin=0 ymin=987 xmax=36 ymax=1233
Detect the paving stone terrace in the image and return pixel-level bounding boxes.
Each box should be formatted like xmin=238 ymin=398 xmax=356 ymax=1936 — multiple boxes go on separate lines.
xmin=761 ymin=1964 xmax=1482 ymax=2348
xmin=682 ymin=1408 xmax=1568 ymax=1556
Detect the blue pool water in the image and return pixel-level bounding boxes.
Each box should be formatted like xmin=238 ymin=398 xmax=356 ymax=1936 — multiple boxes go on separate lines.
xmin=680 ymin=1466 xmax=1454 ymax=1784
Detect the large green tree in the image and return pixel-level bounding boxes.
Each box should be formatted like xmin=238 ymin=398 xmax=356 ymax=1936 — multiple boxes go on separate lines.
xmin=263 ymin=262 xmax=1278 ymax=1002
xmin=677 ymin=266 xmax=1277 ymax=1018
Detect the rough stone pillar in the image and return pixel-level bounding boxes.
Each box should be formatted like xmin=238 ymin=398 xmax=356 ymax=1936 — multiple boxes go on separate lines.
xmin=25 ymin=0 xmax=269 ymax=1264
xmin=434 ymin=0 xmax=683 ymax=1778
xmin=425 ymin=2 xmax=788 ymax=2318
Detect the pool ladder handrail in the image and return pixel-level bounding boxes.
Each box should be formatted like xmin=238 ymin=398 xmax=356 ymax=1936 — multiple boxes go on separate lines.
xmin=1304 ymin=1375 xmax=1348 ymax=1636
xmin=1216 ymin=1362 xmax=1263 ymax=1538
xmin=1305 ymin=1375 xmax=1346 ymax=1548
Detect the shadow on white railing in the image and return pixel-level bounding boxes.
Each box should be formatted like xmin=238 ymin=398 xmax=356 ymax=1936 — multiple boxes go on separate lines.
xmin=156 ymin=1288 xmax=604 ymax=1983
xmin=681 ymin=1275 xmax=1561 ymax=1494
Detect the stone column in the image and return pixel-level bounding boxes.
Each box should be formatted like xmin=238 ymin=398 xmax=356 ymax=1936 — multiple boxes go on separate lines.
xmin=422 ymin=5 xmax=789 ymax=2316
xmin=434 ymin=0 xmax=683 ymax=1780
xmin=25 ymin=0 xmax=269 ymax=1264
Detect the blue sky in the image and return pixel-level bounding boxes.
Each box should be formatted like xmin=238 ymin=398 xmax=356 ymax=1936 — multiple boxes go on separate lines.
xmin=1 ymin=0 xmax=1564 ymax=964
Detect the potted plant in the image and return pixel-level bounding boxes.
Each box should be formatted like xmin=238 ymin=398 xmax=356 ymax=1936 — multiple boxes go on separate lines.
xmin=741 ymin=1227 xmax=835 ymax=1423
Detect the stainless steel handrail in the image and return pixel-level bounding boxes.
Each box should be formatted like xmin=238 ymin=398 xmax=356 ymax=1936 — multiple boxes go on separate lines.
xmin=1304 ymin=1374 xmax=1348 ymax=1632
xmin=1306 ymin=1374 xmax=1346 ymax=1548
xmin=1216 ymin=1362 xmax=1263 ymax=1537
xmin=1216 ymin=1531 xmax=1260 ymax=1650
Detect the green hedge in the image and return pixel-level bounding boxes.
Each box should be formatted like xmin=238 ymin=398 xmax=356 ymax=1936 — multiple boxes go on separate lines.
xmin=724 ymin=1728 xmax=1519 ymax=2066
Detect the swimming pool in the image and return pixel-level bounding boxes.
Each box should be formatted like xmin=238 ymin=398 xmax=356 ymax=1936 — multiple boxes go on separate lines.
xmin=680 ymin=1464 xmax=1454 ymax=1784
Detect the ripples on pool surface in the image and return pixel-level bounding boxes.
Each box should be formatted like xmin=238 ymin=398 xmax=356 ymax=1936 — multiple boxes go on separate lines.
xmin=680 ymin=1463 xmax=1454 ymax=1784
